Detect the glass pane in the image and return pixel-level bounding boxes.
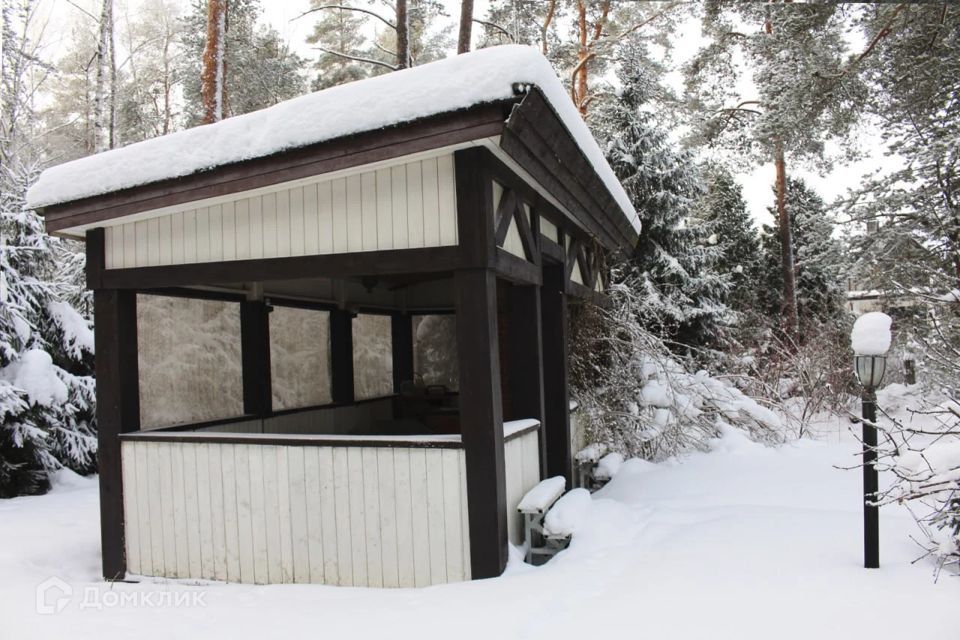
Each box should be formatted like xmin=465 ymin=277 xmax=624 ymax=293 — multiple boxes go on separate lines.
xmin=353 ymin=313 xmax=393 ymax=399
xmin=137 ymin=295 xmax=244 ymax=429
xmin=270 ymin=306 xmax=332 ymax=411
xmin=412 ymin=314 xmax=459 ymax=390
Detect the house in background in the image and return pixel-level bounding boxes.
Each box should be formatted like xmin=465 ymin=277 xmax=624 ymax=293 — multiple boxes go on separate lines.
xmin=26 ymin=46 xmax=639 ymax=587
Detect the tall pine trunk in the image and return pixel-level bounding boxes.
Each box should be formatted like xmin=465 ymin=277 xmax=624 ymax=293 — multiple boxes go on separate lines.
xmin=93 ymin=0 xmax=114 ymax=152
xmin=201 ymin=0 xmax=227 ymax=124
xmin=396 ymin=0 xmax=409 ymax=69
xmin=774 ymin=140 xmax=798 ymax=336
xmin=457 ymin=0 xmax=473 ymax=53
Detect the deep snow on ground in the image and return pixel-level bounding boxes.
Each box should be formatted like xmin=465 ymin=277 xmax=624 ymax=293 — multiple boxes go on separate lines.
xmin=1 ymin=415 xmax=957 ymax=640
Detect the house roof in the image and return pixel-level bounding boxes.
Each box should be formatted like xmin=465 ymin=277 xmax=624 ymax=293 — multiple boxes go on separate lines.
xmin=27 ymin=45 xmax=639 ymax=236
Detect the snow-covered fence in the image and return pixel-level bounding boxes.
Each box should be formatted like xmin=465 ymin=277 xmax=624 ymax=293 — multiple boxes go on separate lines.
xmin=120 ymin=432 xmax=471 ymax=587
xmin=502 ymin=420 xmax=543 ymax=545
xmin=118 ymin=419 xmax=542 ymax=587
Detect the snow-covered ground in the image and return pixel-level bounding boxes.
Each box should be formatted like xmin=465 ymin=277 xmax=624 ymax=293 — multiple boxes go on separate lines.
xmin=1 ymin=415 xmax=956 ymax=639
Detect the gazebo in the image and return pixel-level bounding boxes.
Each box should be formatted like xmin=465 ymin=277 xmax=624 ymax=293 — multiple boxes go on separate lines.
xmin=27 ymin=45 xmax=639 ymax=587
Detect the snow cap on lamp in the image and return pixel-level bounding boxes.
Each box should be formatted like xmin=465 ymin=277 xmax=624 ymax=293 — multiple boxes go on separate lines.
xmin=851 ymin=312 xmax=892 ymax=390
xmin=851 ymin=312 xmax=892 ymax=356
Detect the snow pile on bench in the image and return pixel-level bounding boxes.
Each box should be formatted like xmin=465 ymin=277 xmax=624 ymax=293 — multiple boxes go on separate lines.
xmin=26 ymin=45 xmax=638 ymax=234
xmin=518 ymin=476 xmax=566 ymax=514
xmin=850 ymin=311 xmax=892 ymax=355
xmin=575 ymin=443 xmax=605 ymax=463
xmin=544 ymin=488 xmax=591 ymax=537
xmin=594 ymin=452 xmax=624 ymax=481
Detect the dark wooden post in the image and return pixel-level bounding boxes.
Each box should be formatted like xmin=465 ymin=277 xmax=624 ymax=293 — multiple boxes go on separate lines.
xmin=330 ymin=309 xmax=355 ymax=404
xmin=455 ymin=268 xmax=507 ymax=577
xmin=93 ymin=285 xmax=140 ymax=580
xmin=240 ymin=300 xmax=272 ymax=417
xmin=506 ymin=284 xmax=546 ymax=476
xmin=541 ymin=261 xmax=572 ymax=486
xmin=454 ymin=147 xmax=508 ymax=578
xmin=391 ymin=313 xmax=414 ymax=391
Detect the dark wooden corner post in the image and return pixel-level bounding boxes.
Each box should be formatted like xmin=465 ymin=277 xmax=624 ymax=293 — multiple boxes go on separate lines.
xmin=88 ymin=228 xmax=140 ymax=580
xmin=506 ymin=284 xmax=546 ymax=477
xmin=541 ymin=261 xmax=573 ymax=487
xmin=330 ymin=308 xmax=355 ymax=404
xmin=240 ymin=297 xmax=272 ymax=418
xmin=391 ymin=313 xmax=414 ymax=391
xmin=455 ymin=148 xmax=509 ymax=578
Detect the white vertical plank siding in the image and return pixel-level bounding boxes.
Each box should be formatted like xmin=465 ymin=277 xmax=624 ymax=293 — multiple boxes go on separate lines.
xmin=100 ymin=154 xmax=461 ymax=268
xmin=437 ymin=154 xmax=458 ymax=245
xmin=121 ymin=443 xmax=140 ymax=575
xmin=121 ymin=440 xmax=472 ymax=587
xmin=375 ymin=169 xmax=393 ymax=250
xmin=390 ymin=165 xmax=409 ymax=250
xmin=502 ymin=428 xmax=543 ymax=548
xmin=360 ymin=172 xmax=378 ymax=251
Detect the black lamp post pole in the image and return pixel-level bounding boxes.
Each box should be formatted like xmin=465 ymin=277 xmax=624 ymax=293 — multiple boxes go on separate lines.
xmin=862 ymin=388 xmax=880 ymax=569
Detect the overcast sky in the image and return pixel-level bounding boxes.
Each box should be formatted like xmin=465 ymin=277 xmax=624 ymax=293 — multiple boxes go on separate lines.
xmin=36 ymin=0 xmax=894 ymax=229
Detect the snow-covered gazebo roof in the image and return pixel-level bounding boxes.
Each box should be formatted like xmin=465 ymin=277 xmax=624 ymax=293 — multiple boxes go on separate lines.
xmin=28 ymin=46 xmax=638 ymax=242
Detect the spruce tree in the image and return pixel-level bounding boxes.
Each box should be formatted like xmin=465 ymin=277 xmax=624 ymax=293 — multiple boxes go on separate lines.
xmin=306 ymin=2 xmax=372 ymax=90
xmin=758 ymin=178 xmax=846 ymax=329
xmin=693 ymin=164 xmax=761 ymax=315
xmin=1 ymin=2 xmax=97 ymax=497
xmin=593 ymin=47 xmax=727 ymax=352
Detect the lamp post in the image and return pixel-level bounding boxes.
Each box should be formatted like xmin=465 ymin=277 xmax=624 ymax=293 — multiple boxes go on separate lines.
xmin=854 ymin=354 xmax=886 ymax=569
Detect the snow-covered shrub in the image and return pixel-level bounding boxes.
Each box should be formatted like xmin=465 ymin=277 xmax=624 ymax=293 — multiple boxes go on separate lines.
xmin=875 ymin=389 xmax=960 ymax=576
xmin=570 ymin=278 xmax=784 ymax=461
xmin=0 ymin=116 xmax=97 ymax=497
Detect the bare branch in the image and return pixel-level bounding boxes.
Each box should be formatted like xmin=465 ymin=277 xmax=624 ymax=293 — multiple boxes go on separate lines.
xmin=311 ymin=46 xmax=398 ymax=71
xmin=294 ymin=4 xmax=396 ymax=31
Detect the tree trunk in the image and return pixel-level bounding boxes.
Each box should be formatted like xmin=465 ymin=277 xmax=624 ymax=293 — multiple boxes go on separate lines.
xmin=457 ymin=0 xmax=473 ymax=54
xmin=201 ymin=0 xmax=227 ymax=124
xmin=574 ymin=0 xmax=589 ymax=115
xmin=774 ymin=140 xmax=799 ymax=337
xmin=541 ymin=0 xmax=557 ymax=55
xmin=93 ymin=0 xmax=114 ymax=152
xmin=396 ymin=0 xmax=410 ymax=69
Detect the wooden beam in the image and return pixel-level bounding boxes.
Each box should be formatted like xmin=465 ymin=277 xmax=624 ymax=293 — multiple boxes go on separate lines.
xmin=514 ymin=198 xmax=539 ymax=264
xmin=455 ymin=268 xmax=507 ymax=578
xmin=505 ymin=284 xmax=546 ymax=476
xmin=41 ymin=104 xmax=514 ymax=233
xmin=98 ymin=246 xmax=461 ymax=290
xmin=494 ymin=248 xmax=542 ymax=286
xmin=540 ymin=262 xmax=573 ymax=487
xmin=330 ymin=309 xmax=356 ymax=405
xmin=565 ymin=236 xmax=582 ymax=281
xmin=391 ymin=313 xmax=414 ymax=391
xmin=494 ymin=188 xmax=518 ymax=246
xmin=455 ymin=148 xmax=496 ymax=269
xmin=93 ymin=289 xmax=140 ymax=580
xmin=240 ymin=301 xmax=272 ymax=416
xmin=85 ymin=228 xmax=105 ymax=290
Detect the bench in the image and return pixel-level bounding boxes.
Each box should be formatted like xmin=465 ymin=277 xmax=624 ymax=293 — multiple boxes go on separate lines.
xmin=574 ymin=443 xmax=605 ymax=490
xmin=517 ymin=476 xmax=570 ymax=564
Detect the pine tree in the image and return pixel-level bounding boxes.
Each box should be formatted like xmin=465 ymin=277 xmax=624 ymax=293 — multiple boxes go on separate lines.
xmin=693 ymin=164 xmax=761 ymax=317
xmin=758 ymin=178 xmax=846 ymax=329
xmin=593 ymin=49 xmax=727 ymax=352
xmin=306 ymin=2 xmax=372 ymax=90
xmin=1 ymin=1 xmax=97 ymax=497
xmin=685 ymin=2 xmax=865 ymax=336
xmin=180 ymin=0 xmax=306 ymax=126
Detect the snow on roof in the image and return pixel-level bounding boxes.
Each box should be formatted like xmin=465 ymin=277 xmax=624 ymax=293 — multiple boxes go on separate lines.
xmin=27 ymin=45 xmax=639 ymax=234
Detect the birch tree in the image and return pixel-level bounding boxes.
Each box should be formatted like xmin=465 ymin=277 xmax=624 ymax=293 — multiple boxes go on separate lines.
xmin=93 ymin=0 xmax=116 ymax=150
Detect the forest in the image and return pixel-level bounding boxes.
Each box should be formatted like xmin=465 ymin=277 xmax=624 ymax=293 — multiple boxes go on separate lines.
xmin=1 ymin=0 xmax=957 ymax=573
